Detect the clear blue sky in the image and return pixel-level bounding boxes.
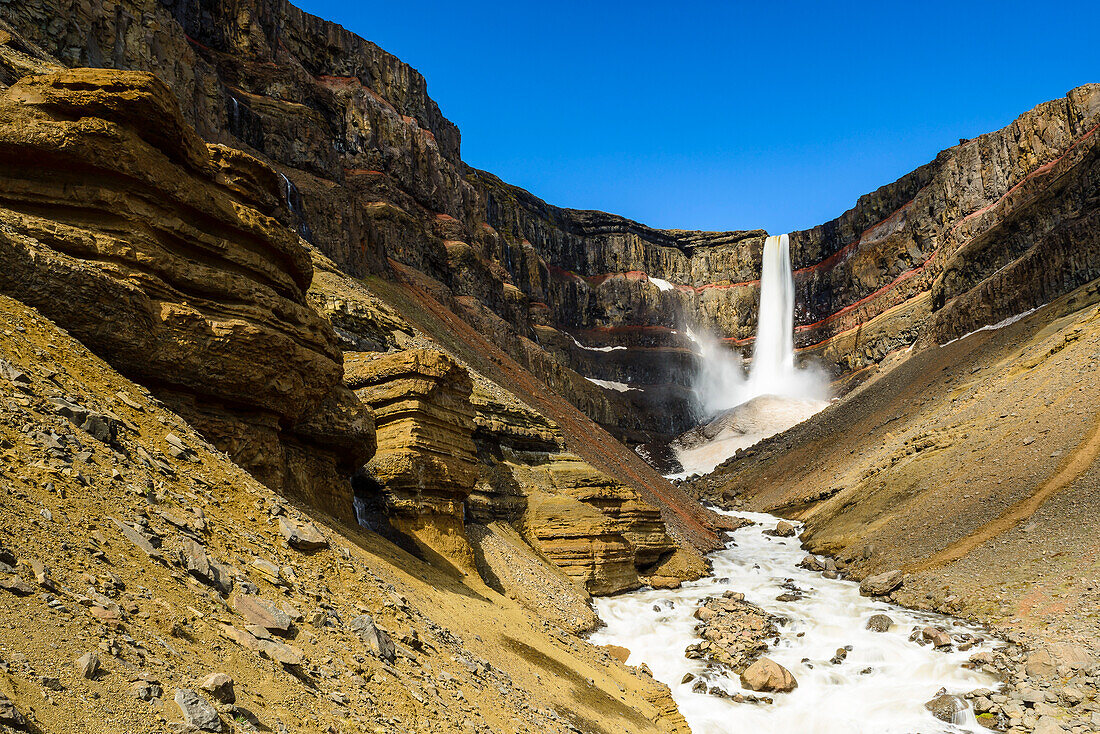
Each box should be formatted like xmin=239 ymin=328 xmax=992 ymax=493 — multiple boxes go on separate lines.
xmin=295 ymin=0 xmax=1099 ymax=234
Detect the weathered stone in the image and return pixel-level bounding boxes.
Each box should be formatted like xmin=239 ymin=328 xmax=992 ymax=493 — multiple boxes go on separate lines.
xmin=773 ymin=520 xmax=795 ymax=537
xmin=0 ymin=575 xmax=34 ymax=596
xmin=179 ymin=539 xmax=231 ymax=594
xmin=199 ymin=673 xmax=235 ymax=704
xmin=859 ymin=570 xmax=903 ymax=596
xmin=348 ymin=615 xmax=395 ymax=662
xmin=130 ymin=680 xmax=162 ymax=701
xmin=798 ymin=555 xmax=825 ymax=572
xmin=922 ymin=627 xmax=952 ymax=648
xmin=110 ymin=517 xmax=161 ymax=560
xmin=739 ymin=658 xmax=797 ymax=693
xmin=232 ymin=596 xmax=292 ymax=633
xmin=218 ymin=624 xmax=261 ymax=652
xmin=0 ymin=694 xmax=25 ymax=728
xmin=173 ymin=689 xmax=222 ymax=732
xmin=257 ymin=639 xmax=305 ymax=666
xmin=276 ymin=517 xmax=328 ymax=551
xmin=75 ymin=651 xmax=100 ymax=679
xmin=0 ymin=69 xmax=375 ymax=522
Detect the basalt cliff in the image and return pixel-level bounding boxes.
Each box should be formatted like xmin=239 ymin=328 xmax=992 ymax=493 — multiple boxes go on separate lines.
xmin=0 ymin=0 xmax=1098 ymax=732
xmin=8 ymin=0 xmax=1097 ymax=449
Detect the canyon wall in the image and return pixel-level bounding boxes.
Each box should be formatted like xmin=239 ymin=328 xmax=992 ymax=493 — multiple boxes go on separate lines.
xmin=0 ymin=59 xmax=721 ymax=596
xmin=4 ymin=1 xmax=1097 ymax=446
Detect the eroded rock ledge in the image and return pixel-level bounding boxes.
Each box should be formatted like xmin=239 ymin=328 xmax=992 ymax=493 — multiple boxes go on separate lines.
xmin=0 ymin=68 xmax=374 ymax=519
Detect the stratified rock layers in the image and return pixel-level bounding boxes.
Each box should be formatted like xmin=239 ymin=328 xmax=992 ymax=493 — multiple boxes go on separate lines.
xmin=2 ymin=0 xmax=1099 ymax=447
xmin=345 ymin=349 xmax=478 ymax=570
xmin=0 ymin=69 xmax=374 ymax=518
xmin=345 ymin=345 xmax=683 ymax=595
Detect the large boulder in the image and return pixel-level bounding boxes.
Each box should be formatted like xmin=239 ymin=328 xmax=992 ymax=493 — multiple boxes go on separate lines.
xmin=924 ymin=691 xmax=967 ymax=723
xmin=773 ymin=520 xmax=796 ymax=537
xmin=739 ymin=657 xmax=798 ymax=693
xmin=859 ymin=570 xmax=903 ymax=596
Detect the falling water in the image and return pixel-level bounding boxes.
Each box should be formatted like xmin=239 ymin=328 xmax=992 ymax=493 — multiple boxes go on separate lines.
xmin=278 ymin=173 xmax=314 ymax=241
xmin=746 ymin=234 xmax=796 ymax=395
xmin=688 ymin=233 xmax=827 ymax=417
xmin=672 ymin=235 xmax=829 ymax=475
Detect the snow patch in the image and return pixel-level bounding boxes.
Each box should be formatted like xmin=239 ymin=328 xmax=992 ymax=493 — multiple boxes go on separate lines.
xmin=939 ymin=305 xmax=1043 ymax=347
xmin=567 ymin=333 xmax=627 ymax=352
xmin=649 ymin=276 xmax=675 ymax=292
xmin=585 ymin=377 xmax=639 ymax=392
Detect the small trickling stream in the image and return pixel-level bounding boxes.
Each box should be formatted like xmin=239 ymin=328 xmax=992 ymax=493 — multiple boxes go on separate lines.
xmin=591 ymin=511 xmax=1000 ymax=734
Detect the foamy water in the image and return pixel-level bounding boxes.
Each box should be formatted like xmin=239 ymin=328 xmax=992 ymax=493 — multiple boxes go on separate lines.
xmin=592 ymin=511 xmax=1000 ymax=733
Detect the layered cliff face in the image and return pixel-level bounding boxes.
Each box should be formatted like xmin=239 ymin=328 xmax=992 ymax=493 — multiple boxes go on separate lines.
xmin=6 ymin=0 xmax=1096 ymax=449
xmin=345 ymin=348 xmax=480 ymax=573
xmin=340 ymin=338 xmax=689 ymax=598
xmin=0 ymin=67 xmax=373 ymax=519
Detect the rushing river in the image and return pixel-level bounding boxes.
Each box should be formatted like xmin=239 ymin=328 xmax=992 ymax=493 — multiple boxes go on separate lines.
xmin=591 ymin=511 xmax=1000 ymax=734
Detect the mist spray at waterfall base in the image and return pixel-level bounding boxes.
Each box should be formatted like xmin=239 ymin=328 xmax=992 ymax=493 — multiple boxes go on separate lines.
xmin=675 ymin=234 xmax=830 ymax=477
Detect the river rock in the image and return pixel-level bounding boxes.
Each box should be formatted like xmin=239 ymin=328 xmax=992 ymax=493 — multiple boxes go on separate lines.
xmin=685 ymin=594 xmax=780 ymax=673
xmin=925 ymin=690 xmax=968 ymax=722
xmin=859 ymin=570 xmax=903 ymax=596
xmin=922 ymin=627 xmax=952 ymax=648
xmin=866 ymin=614 xmax=893 ymax=632
xmin=772 ymin=520 xmax=796 ymax=537
xmin=798 ymin=555 xmax=825 ymax=572
xmin=740 ymin=658 xmax=797 ymax=693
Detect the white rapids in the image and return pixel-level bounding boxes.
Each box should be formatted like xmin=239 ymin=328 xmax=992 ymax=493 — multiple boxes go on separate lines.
xmin=591 ymin=511 xmax=1000 ymax=734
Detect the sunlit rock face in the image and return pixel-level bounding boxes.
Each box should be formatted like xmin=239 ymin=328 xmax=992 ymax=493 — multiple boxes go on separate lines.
xmin=0 ymin=68 xmax=374 ymax=519
xmin=345 ymin=349 xmax=479 ymax=571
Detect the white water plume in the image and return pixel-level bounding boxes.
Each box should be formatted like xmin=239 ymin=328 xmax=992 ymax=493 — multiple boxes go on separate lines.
xmin=689 ymin=234 xmax=828 ymax=416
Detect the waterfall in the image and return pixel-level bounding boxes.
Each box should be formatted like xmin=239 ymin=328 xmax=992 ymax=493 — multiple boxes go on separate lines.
xmin=688 ymin=233 xmax=827 ymax=418
xmin=746 ymin=233 xmax=795 ymax=394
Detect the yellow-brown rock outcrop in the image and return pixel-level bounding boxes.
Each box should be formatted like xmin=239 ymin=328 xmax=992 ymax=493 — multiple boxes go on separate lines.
xmin=0 ymin=68 xmax=374 ymax=520
xmin=345 ymin=349 xmax=478 ymax=571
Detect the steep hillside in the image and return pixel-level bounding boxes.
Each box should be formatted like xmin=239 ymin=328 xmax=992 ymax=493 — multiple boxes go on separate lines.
xmin=0 ymin=292 xmax=689 ymax=734
xmin=688 ymin=280 xmax=1100 ymax=648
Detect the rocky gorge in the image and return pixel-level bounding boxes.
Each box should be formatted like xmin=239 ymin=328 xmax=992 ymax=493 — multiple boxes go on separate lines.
xmin=0 ymin=0 xmax=1096 ymax=732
